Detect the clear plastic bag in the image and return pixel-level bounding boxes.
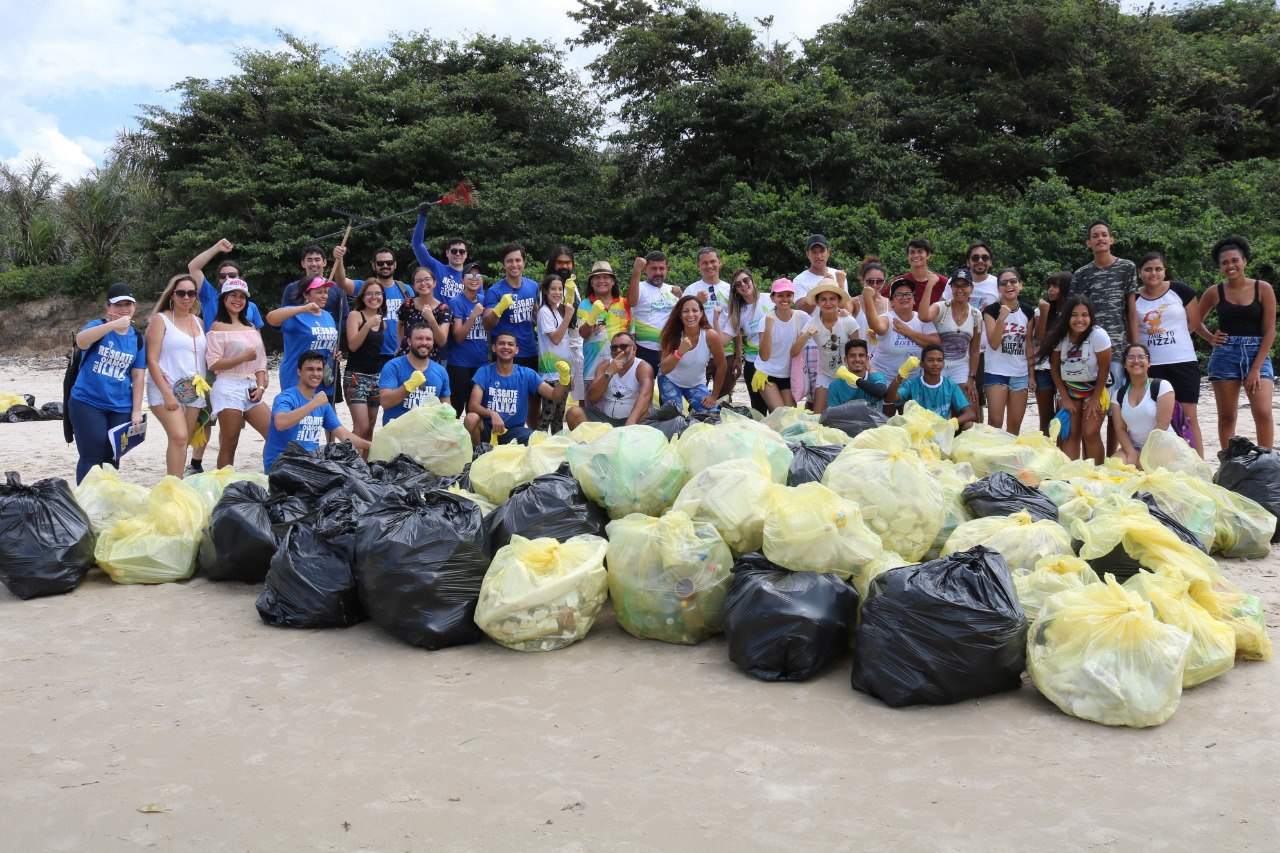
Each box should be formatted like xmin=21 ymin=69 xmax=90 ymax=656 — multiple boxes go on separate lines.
xmin=762 ymin=482 xmax=881 ymax=579
xmin=1027 ymin=577 xmax=1192 ymax=727
xmin=1125 ymin=571 xmax=1235 ymax=687
xmin=1139 ymin=429 xmax=1213 ymax=480
xmin=1185 ymin=574 xmax=1274 ymax=661
xmin=559 ymin=420 xmax=613 ymax=444
xmin=187 ymin=467 xmax=270 ymax=513
xmin=474 ymin=534 xmax=609 ymax=652
xmin=923 ymin=460 xmax=976 ymax=559
xmin=95 ymin=477 xmax=207 ymax=584
xmin=73 ymin=464 xmax=149 ymax=535
xmin=672 ymin=458 xmax=777 ymax=556
xmin=779 ymin=421 xmax=851 ymax=446
xmin=942 ymin=510 xmax=1073 ymax=573
xmin=566 ymin=424 xmax=688 ymax=519
xmin=467 ymin=444 xmax=528 ymax=505
xmin=1071 ymin=494 xmax=1220 ymax=584
xmin=887 ymin=400 xmax=957 ymax=457
xmin=823 ymin=429 xmax=943 ymax=562
xmin=1014 ymin=555 xmax=1100 ymax=624
xmin=951 ymin=423 xmax=1068 ymax=486
xmin=1122 ymin=469 xmax=1218 ymax=551
xmin=367 ymin=396 xmax=472 ymax=475
xmin=675 ymin=415 xmax=793 ymax=483
xmin=763 ymin=404 xmax=818 ymax=434
xmin=605 ymin=511 xmax=733 ymax=644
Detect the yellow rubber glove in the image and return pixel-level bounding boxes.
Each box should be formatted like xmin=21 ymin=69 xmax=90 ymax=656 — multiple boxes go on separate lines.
xmin=750 ymin=370 xmax=769 ymax=393
xmin=403 ymin=370 xmax=427 ymax=393
xmin=1048 ymin=417 xmax=1062 ymax=443
xmin=555 ymin=360 xmax=572 ymax=385
xmin=493 ymin=293 xmax=515 ymax=317
xmin=492 ymin=426 xmax=506 ymax=444
xmin=565 ymin=280 xmax=577 ymax=305
xmin=191 ymin=375 xmax=212 ymax=397
xmin=898 ymin=356 xmax=920 ymax=380
xmin=835 ymin=366 xmax=861 ymax=385
xmin=588 ymin=301 xmax=607 ymax=323
xmin=948 ymin=417 xmax=959 ymax=431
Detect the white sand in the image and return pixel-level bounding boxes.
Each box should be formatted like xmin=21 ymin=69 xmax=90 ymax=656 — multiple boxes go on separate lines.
xmin=0 ymin=357 xmax=1277 ymax=848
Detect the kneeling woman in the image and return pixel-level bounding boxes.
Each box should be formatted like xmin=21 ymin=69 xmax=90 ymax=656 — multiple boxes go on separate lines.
xmin=1036 ymin=295 xmax=1112 ymax=464
xmin=658 ymin=295 xmax=728 ymax=413
xmin=1111 ymin=343 xmax=1176 ymax=467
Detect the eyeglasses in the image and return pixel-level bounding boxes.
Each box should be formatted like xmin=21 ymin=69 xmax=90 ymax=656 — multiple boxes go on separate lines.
xmin=1125 ymin=354 xmax=1149 ymax=362
xmin=216 ymin=272 xmax=235 ymax=280
xmin=610 ymin=343 xmax=633 ymax=352
xmin=173 ymin=290 xmax=197 ymax=298
xmin=734 ymin=278 xmax=752 ymax=286
xmin=373 ymin=260 xmax=395 ymax=267
xmin=448 ymin=248 xmax=467 ymax=255
xmin=999 ymin=278 xmax=1020 ymax=286
xmin=969 ymin=254 xmax=991 ymax=262
xmin=892 ymin=292 xmax=913 ymax=299
xmin=863 ymin=277 xmax=886 ymax=286
xmin=464 ymin=273 xmax=483 ymax=280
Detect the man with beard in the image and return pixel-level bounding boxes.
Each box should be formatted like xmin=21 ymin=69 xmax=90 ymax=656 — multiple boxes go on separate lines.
xmin=566 ymin=331 xmax=655 ymax=428
xmin=943 ymin=241 xmax=999 ymax=311
xmin=378 ymin=323 xmax=451 ymax=423
xmin=627 ymin=251 xmax=682 ymax=376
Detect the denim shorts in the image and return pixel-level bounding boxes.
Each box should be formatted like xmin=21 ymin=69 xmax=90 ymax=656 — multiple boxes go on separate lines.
xmin=657 ymin=374 xmax=717 ymax=413
xmin=1207 ymin=336 xmax=1276 ymax=383
xmin=982 ymin=371 xmax=1030 ymax=392
xmin=1033 ymin=368 xmax=1054 ymax=391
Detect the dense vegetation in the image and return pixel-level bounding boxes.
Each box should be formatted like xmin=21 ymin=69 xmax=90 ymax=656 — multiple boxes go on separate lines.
xmin=2 ymin=0 xmax=1278 ymax=309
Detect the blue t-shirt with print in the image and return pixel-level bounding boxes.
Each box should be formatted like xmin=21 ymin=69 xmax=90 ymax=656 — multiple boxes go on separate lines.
xmin=353 ymin=279 xmax=413 ymax=356
xmin=378 ymin=356 xmax=451 ymax=424
xmin=279 ymin=312 xmax=339 ymax=395
xmin=411 ymin=213 xmax=468 ymax=304
xmin=827 ymin=371 xmax=889 ymax=408
xmin=69 ymin=320 xmax=146 ymax=413
xmin=897 ymin=375 xmax=970 ymax=420
xmin=472 ymin=363 xmax=544 ymax=430
xmin=448 ymin=293 xmax=490 ymax=368
xmin=481 ymin=278 xmax=539 ymax=355
xmin=199 ymin=278 xmax=263 ymax=332
xmin=262 ymin=386 xmax=343 ymax=471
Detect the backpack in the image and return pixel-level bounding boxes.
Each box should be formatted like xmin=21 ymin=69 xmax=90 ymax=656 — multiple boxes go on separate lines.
xmin=63 ymin=327 xmax=144 ymax=444
xmin=1127 ymin=379 xmax=1196 ymax=449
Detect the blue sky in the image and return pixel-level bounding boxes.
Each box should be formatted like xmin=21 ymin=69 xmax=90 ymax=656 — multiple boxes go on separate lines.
xmin=1 ymin=0 xmax=852 ymax=181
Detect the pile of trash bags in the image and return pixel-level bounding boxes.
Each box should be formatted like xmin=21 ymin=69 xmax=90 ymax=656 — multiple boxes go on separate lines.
xmin=367 ymin=396 xmax=472 ymax=475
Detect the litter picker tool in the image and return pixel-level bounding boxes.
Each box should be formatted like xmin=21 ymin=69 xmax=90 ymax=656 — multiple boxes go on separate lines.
xmin=311 ymin=180 xmax=477 ymax=242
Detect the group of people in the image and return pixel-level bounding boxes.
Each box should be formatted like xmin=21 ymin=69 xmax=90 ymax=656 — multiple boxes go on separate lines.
xmin=65 ymin=213 xmax=1275 ymax=483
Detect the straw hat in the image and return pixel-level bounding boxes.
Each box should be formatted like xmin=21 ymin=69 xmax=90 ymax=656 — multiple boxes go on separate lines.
xmin=588 ymin=260 xmax=617 ymax=282
xmin=806 ymin=278 xmax=849 ymax=308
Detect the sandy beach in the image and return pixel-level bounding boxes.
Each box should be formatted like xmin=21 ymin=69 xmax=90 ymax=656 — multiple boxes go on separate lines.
xmin=1 ymin=357 xmax=1277 ymax=849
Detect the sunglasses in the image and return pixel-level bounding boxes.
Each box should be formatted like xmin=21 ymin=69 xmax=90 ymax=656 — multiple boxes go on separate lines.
xmin=464 ymin=272 xmax=483 ymax=280
xmin=448 ymin=248 xmax=467 ymax=255
xmin=216 ymin=272 xmax=235 ymax=280
xmin=969 ymin=254 xmax=991 ymax=262
xmin=863 ymin=278 xmax=887 ymax=286
xmin=734 ymin=278 xmax=753 ymax=286
xmin=173 ymin=290 xmax=198 ymax=298
xmin=373 ymin=260 xmax=395 ymax=267
xmin=999 ymin=278 xmax=1020 ymax=286
xmin=610 ymin=343 xmax=633 ymax=352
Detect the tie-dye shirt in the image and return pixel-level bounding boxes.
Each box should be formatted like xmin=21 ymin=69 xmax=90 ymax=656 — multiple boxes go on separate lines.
xmin=577 ymin=296 xmax=632 ymax=379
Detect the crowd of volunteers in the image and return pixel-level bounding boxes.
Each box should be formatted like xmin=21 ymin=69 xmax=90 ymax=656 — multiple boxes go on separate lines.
xmin=65 ymin=217 xmax=1274 ymax=483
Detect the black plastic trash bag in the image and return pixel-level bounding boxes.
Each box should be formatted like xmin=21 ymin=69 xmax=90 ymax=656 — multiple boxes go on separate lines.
xmin=266 ymin=492 xmax=312 ymax=538
xmin=962 ymin=472 xmax=1059 ymax=522
xmin=4 ymin=404 xmax=43 ymax=423
xmin=0 ymin=472 xmax=94 ymax=599
xmin=721 ymin=552 xmax=857 ymax=682
xmin=642 ymin=402 xmax=692 ymax=439
xmin=819 ymin=401 xmax=887 ymax=439
xmin=356 ymin=490 xmax=491 ymax=649
xmin=39 ymin=402 xmax=64 ymax=420
xmin=1216 ymin=436 xmax=1280 ymax=542
xmin=786 ymin=443 xmax=843 ymax=486
xmin=851 ymin=545 xmax=1027 ymax=707
xmin=484 ymin=471 xmax=610 ymax=553
xmin=204 ymin=481 xmax=276 ymax=583
xmin=256 ymin=517 xmax=365 ymax=628
xmin=369 ymin=453 xmax=442 ymax=492
xmin=268 ymin=442 xmax=357 ymax=500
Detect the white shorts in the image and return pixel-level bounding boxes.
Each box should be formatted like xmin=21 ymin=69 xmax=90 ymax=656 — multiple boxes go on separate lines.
xmin=943 ymin=361 xmax=970 ymax=385
xmin=209 ymin=375 xmax=263 ymax=418
xmin=812 ymin=371 xmax=834 ymax=389
xmin=146 ymin=377 xmax=207 ymax=410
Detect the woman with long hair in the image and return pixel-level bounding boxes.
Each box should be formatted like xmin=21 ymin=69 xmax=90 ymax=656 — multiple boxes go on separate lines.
xmin=146 ymin=274 xmax=208 ymax=477
xmin=981 ymin=268 xmax=1034 ymax=433
xmin=266 ymin=277 xmax=339 ymax=399
xmin=1111 ymin=342 xmax=1176 ymax=467
xmin=344 ymin=280 xmax=388 ymax=450
xmin=658 ymin=295 xmax=727 ymax=413
xmin=725 ymin=268 xmax=773 ymax=413
xmin=1033 ymin=272 xmax=1071 ymax=436
xmin=577 ymin=261 xmax=630 ymax=381
xmin=398 ymin=266 xmax=453 ymax=360
xmin=1197 ymin=236 xmax=1274 ymax=448
xmin=1036 ymin=295 xmax=1111 ymax=463
xmin=205 ymin=278 xmax=269 ymax=469
xmin=921 ymin=268 xmax=982 ymax=405
xmin=757 ymin=279 xmax=808 ymax=411
xmin=538 ymin=273 xmax=576 ymax=432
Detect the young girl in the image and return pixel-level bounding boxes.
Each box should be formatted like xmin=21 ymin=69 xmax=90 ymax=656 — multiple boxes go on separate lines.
xmin=577 ymin=261 xmax=631 ymax=381
xmin=538 ymin=274 xmax=576 ymax=432
xmin=757 ymin=279 xmax=810 ymax=411
xmin=205 ymin=279 xmax=269 ymax=469
xmin=799 ymin=279 xmax=860 ymax=413
xmin=659 ymin=295 xmax=728 ymax=413
xmin=1198 ymin=235 xmax=1275 ymax=449
xmin=1129 ymin=251 xmax=1203 ymax=455
xmin=1033 ymin=272 xmax=1071 ymax=436
xmin=344 ymin=281 xmax=388 ymax=450
xmin=398 ymin=266 xmax=453 ymax=361
xmin=1111 ymin=343 xmax=1176 ymax=467
xmin=726 ymin=269 xmax=773 ymax=413
xmin=1037 ymin=295 xmax=1111 ymax=463
xmin=982 ymin=268 xmax=1034 ymax=433
xmin=922 ymin=269 xmax=982 ymax=404
xmin=146 ymin=274 xmax=207 ymax=477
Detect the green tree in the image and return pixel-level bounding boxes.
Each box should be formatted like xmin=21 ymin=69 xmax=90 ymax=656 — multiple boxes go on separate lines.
xmin=0 ymin=157 xmax=68 ymax=267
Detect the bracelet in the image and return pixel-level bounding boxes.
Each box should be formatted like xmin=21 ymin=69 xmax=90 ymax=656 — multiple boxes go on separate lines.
xmin=674 ymin=351 xmax=684 ymax=360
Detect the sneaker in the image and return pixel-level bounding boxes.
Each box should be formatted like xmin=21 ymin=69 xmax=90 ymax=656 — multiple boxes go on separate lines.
xmin=184 ymin=460 xmax=204 ymax=477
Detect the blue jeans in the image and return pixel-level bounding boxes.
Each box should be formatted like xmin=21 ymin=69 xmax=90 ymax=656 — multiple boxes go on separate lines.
xmin=1208 ymin=336 xmax=1276 ymax=383
xmin=68 ymin=397 xmax=131 ymax=484
xmin=982 ymin=371 xmax=1030 ymax=392
xmin=657 ymin=375 xmax=717 ymax=414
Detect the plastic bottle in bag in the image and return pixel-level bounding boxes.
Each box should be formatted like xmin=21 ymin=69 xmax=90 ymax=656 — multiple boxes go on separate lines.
xmin=672 ymin=458 xmax=777 ymax=556
xmin=942 ymin=510 xmax=1073 ymax=573
xmin=367 ymin=396 xmax=472 ymax=475
xmin=1125 ymin=571 xmax=1235 ymax=687
xmin=1013 ymin=554 xmax=1100 ymax=623
xmin=762 ymin=482 xmax=880 ymax=579
xmin=566 ymin=424 xmax=688 ymax=519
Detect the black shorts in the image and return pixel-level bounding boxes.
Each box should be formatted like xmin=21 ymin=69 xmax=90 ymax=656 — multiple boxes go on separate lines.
xmin=635 ymin=347 xmax=660 ymax=372
xmin=1148 ymin=361 xmax=1201 ymax=405
xmin=764 ymin=374 xmax=791 ymax=392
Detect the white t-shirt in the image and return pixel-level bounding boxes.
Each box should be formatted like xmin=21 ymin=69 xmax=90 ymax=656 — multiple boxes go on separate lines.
xmin=729 ymin=294 xmax=774 ymax=364
xmin=1135 ymin=281 xmax=1198 ymax=366
xmin=758 ymin=309 xmax=811 ymax=378
xmin=944 ymin=275 xmax=999 ymax=312
xmin=537 ymin=305 xmax=574 ymax=382
xmin=1056 ymin=327 xmax=1112 ymax=384
xmin=792 ymin=268 xmax=844 ymax=303
xmin=1118 ymin=378 xmax=1174 ymax=449
xmin=869 ymin=312 xmax=936 ymax=379
xmin=982 ymin=301 xmax=1033 ymax=377
xmin=631 ymin=280 xmax=680 ymax=351
xmin=803 ymin=313 xmax=862 ymax=377
xmin=686 ymin=280 xmax=730 ymax=311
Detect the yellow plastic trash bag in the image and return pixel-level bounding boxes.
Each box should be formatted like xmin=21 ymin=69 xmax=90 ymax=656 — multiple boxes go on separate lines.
xmin=779 ymin=421 xmax=850 ymax=446
xmin=566 ymin=424 xmax=688 ymax=518
xmin=1139 ymin=429 xmax=1212 ymax=480
xmin=1041 ymin=480 xmax=1104 ymax=530
xmin=559 ymin=420 xmax=613 ymax=444
xmin=1185 ymin=574 xmax=1273 ymax=661
xmin=1027 ymin=577 xmax=1192 ymax=727
xmin=95 ymin=477 xmax=207 ymax=584
xmin=887 ymin=400 xmax=957 ymax=457
xmin=951 ymin=424 xmax=1068 ymax=486
xmin=0 ymin=392 xmax=28 ymax=413
xmin=1014 ymin=555 xmax=1100 ymax=623
xmin=823 ymin=431 xmax=943 ymax=562
xmin=671 ymin=458 xmax=776 ymax=556
xmin=1122 ymin=469 xmax=1217 ymax=551
xmin=848 ymin=424 xmax=938 ymax=460
xmin=853 ymin=550 xmax=908 ymax=608
xmin=467 ymin=434 xmax=571 ymax=505
xmin=762 ymin=482 xmax=880 ymax=579
xmin=367 ymin=397 xmax=471 ymax=476
xmin=1125 ymin=571 xmax=1235 ymax=687
xmin=187 ymin=467 xmax=269 ymax=513
xmin=943 ymin=511 xmax=1073 ymax=572
xmin=1050 ymin=457 xmax=1142 ymax=493
xmin=73 ymin=464 xmax=149 ymax=535
xmin=605 ymin=511 xmax=733 ymax=644
xmin=447 ymin=486 xmax=496 ymax=516
xmin=1201 ymin=483 xmax=1275 ymax=559
xmin=1072 ymin=494 xmax=1221 ymax=584
xmin=474 ymin=534 xmax=609 ymax=651
xmin=675 ymin=418 xmax=793 ymax=483
xmin=763 ymin=405 xmax=818 ymax=434
xmin=924 ymin=460 xmax=976 ymax=559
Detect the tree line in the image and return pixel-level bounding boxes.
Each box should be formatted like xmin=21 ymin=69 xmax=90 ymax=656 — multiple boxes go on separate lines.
xmin=1 ymin=0 xmax=1278 ymax=312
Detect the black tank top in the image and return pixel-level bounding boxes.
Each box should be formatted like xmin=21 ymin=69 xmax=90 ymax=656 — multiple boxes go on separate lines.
xmin=345 ymin=313 xmax=387 ymax=373
xmin=1216 ymin=280 xmax=1262 ymax=336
